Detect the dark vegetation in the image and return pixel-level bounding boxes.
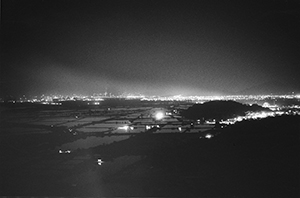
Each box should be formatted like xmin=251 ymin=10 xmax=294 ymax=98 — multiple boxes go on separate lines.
xmin=84 ymin=115 xmax=299 ymax=197
xmin=1 ymin=112 xmax=299 ymax=197
xmin=181 ymin=100 xmax=269 ymax=121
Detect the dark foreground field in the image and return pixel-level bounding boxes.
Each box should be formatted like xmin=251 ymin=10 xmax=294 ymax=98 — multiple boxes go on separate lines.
xmin=1 ymin=115 xmax=299 ymax=197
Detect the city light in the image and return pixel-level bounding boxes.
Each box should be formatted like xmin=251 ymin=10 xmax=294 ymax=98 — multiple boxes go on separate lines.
xmin=118 ymin=125 xmax=130 ymax=130
xmin=97 ymin=159 xmax=104 ymax=165
xmin=205 ymin=134 xmax=213 ymax=139
xmin=58 ymin=149 xmax=71 ymax=154
xmin=155 ymin=112 xmax=164 ymax=120
xmin=7 ymin=93 xmax=300 ymax=105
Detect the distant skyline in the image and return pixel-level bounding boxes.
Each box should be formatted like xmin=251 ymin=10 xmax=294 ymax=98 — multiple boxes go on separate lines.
xmin=1 ymin=0 xmax=300 ymax=97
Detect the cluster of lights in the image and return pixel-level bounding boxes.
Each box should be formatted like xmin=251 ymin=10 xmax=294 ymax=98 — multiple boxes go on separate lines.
xmin=3 ymin=93 xmax=299 ymax=104
xmin=205 ymin=134 xmax=213 ymax=139
xmin=286 ymin=105 xmax=300 ymax=109
xmin=97 ymin=159 xmax=104 ymax=165
xmin=58 ymin=149 xmax=71 ymax=154
xmin=117 ymin=125 xmax=134 ymax=131
xmin=41 ymin=102 xmax=62 ymax=105
xmin=146 ymin=125 xmax=160 ymax=130
xmin=124 ymin=95 xmax=145 ymax=99
xmin=219 ymin=110 xmax=298 ymax=125
xmin=141 ymin=94 xmax=300 ymax=102
xmin=199 ymin=133 xmax=214 ymax=139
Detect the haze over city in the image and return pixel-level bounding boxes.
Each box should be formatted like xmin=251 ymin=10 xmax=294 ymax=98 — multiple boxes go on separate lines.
xmin=1 ymin=0 xmax=299 ymax=97
xmin=1 ymin=1 xmax=300 ymax=197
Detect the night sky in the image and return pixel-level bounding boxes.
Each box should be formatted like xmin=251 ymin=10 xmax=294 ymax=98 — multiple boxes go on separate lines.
xmin=1 ymin=0 xmax=300 ymax=97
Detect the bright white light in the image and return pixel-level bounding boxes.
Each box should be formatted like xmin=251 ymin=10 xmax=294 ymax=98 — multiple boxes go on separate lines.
xmin=260 ymin=112 xmax=268 ymax=118
xmin=118 ymin=125 xmax=129 ymax=130
xmin=155 ymin=112 xmax=164 ymax=120
xmin=97 ymin=159 xmax=104 ymax=165
xmin=178 ymin=126 xmax=182 ymax=131
xmin=236 ymin=117 xmax=243 ymax=122
xmin=205 ymin=134 xmax=213 ymax=139
xmin=58 ymin=149 xmax=71 ymax=154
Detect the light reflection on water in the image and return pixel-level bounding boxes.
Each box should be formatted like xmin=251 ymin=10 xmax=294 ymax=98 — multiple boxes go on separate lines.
xmin=57 ymin=135 xmax=130 ymax=150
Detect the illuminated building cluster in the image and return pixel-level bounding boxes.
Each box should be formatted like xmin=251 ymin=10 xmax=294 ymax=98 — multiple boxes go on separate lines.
xmin=141 ymin=94 xmax=300 ymax=102
xmin=218 ymin=110 xmax=299 ymax=125
xmin=1 ymin=94 xmax=299 ymax=110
